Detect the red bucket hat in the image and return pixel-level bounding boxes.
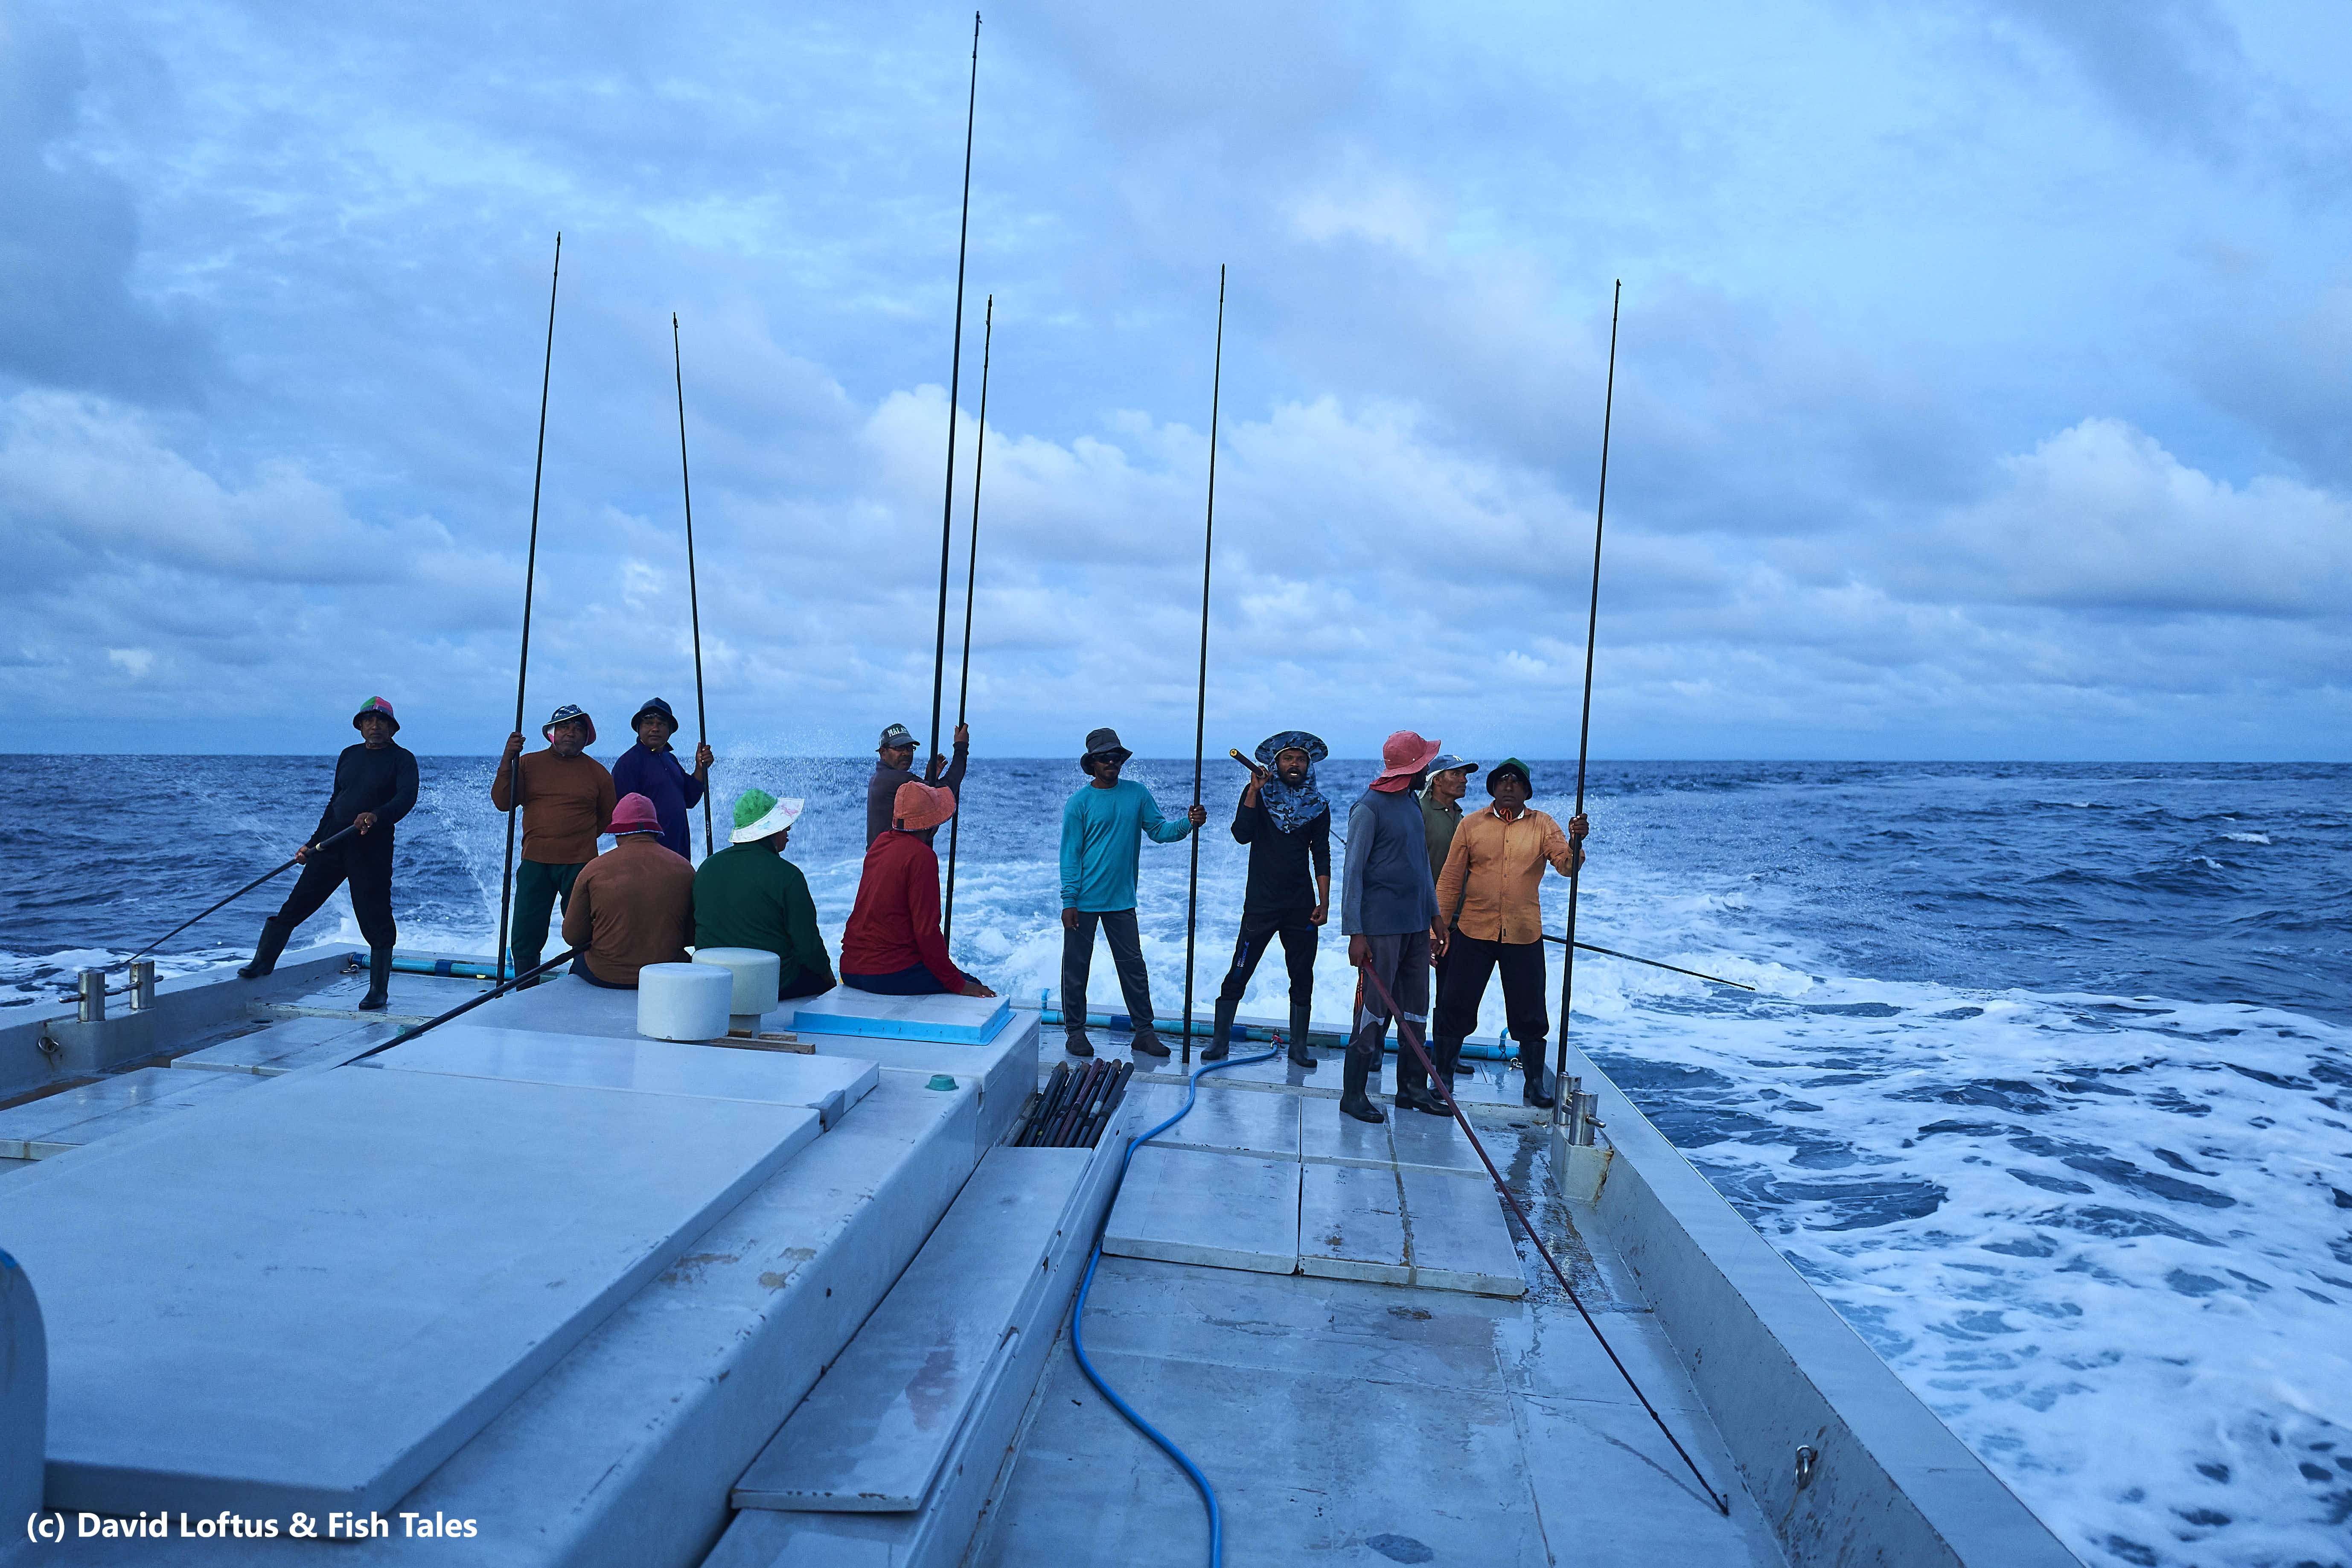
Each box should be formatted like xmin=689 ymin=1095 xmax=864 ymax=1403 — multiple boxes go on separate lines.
xmin=352 ymin=696 xmax=399 ymax=734
xmin=610 ymin=792 xmax=663 ymax=837
xmin=892 ymin=781 xmax=958 ymax=832
xmin=1371 ymin=730 xmax=1441 ymax=792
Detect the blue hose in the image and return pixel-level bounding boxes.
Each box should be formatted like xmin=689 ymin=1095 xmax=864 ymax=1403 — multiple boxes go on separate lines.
xmin=1070 ymin=1046 xmax=1277 ymax=1568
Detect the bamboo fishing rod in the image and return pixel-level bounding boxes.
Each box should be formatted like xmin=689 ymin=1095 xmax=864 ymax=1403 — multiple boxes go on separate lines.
xmin=928 ymin=12 xmax=981 ymax=780
xmin=1180 ymin=266 xmax=1226 ymax=1068
xmin=942 ymin=294 xmax=992 ymax=944
xmin=672 ymin=313 xmax=713 ymax=860
xmin=1552 ymin=279 xmax=1621 ymax=1125
xmin=496 ymin=233 xmax=562 ymax=981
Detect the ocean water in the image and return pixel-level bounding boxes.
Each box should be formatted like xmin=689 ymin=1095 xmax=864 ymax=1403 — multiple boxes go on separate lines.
xmin=2 ymin=754 xmax=2348 ymax=1567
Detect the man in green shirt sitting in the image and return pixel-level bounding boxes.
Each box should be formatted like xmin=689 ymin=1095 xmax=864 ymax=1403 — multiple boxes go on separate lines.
xmin=693 ymin=790 xmax=836 ymax=1001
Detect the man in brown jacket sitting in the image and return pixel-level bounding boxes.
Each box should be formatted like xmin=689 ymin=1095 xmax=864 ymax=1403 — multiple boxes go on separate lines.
xmin=493 ymin=703 xmax=616 ymax=980
xmin=563 ymin=793 xmax=696 ymax=988
xmin=1431 ymin=758 xmax=1589 ymax=1109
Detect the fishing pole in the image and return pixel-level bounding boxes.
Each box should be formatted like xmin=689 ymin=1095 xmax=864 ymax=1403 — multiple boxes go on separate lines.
xmin=121 ymin=823 xmax=363 ymax=968
xmin=1180 ymin=266 xmax=1226 ymax=1068
xmin=672 ymin=312 xmax=713 ymax=861
xmin=1552 ymin=279 xmax=1621 ymax=1127
xmin=928 ymin=12 xmax=981 ymax=780
xmin=1539 ymin=935 xmax=1754 ymax=991
xmin=497 ymin=233 xmax=562 ymax=982
xmin=1356 ymin=957 xmax=1730 ymax=1516
xmin=943 ymin=294 xmax=992 ymax=944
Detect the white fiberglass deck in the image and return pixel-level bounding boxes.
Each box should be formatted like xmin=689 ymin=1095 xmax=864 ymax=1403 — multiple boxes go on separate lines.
xmin=975 ymin=1108 xmax=1790 ymax=1568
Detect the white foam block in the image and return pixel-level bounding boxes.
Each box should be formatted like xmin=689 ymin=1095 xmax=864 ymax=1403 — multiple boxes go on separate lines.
xmin=1386 ymin=1105 xmax=1492 ymax=1176
xmin=1102 ymin=1144 xmax=1298 ymax=1275
xmin=1298 ymin=1162 xmax=1409 ymax=1286
xmin=732 ymin=1149 xmax=1090 ymax=1513
xmin=170 ymin=1017 xmax=403 ymax=1076
xmin=367 ymin=1024 xmax=879 ymax=1127
xmin=1127 ymin=1082 xmax=1301 ymax=1160
xmin=0 ymin=1069 xmax=255 ymax=1160
xmin=1399 ymin=1167 xmax=1526 ymax=1297
xmin=788 ymin=989 xmax=1010 ymax=1045
xmin=0 ymin=1067 xmax=822 ymax=1516
xmin=1300 ymin=1102 xmax=1395 ymax=1169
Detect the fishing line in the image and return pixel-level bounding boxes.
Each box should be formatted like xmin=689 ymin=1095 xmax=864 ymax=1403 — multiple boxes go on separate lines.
xmin=1356 ymin=958 xmax=1730 ymax=1515
xmin=943 ymin=294 xmax=992 ymax=943
xmin=1179 ymin=266 xmax=1225 ymax=1066
xmin=497 ymin=233 xmax=562 ymax=980
xmin=1070 ymin=1044 xmax=1276 ymax=1568
xmin=672 ymin=313 xmax=715 ymax=860
xmin=344 ymin=948 xmax=582 ymax=1062
xmin=1552 ymin=279 xmax=1620 ymax=1123
xmin=112 ymin=823 xmax=362 ymax=970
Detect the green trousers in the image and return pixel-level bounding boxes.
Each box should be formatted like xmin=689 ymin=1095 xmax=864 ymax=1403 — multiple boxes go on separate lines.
xmin=509 ymin=858 xmax=584 ymax=977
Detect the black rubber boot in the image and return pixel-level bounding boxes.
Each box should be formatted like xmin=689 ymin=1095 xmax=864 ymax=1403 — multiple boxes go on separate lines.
xmin=357 ymin=947 xmax=393 ymax=1012
xmin=1202 ymin=998 xmax=1235 ymax=1062
xmin=1518 ymin=1038 xmax=1556 ymax=1110
xmin=1339 ymin=1041 xmax=1386 ymax=1123
xmin=237 ymin=917 xmax=291 ymax=980
xmin=1286 ymin=1002 xmax=1318 ymax=1070
xmin=1394 ymin=1033 xmax=1445 ymax=1116
xmin=1429 ymin=1038 xmax=1465 ymax=1101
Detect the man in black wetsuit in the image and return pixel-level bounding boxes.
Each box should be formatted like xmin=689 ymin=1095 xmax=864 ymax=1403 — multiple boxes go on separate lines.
xmin=237 ymin=696 xmax=419 ymax=1010
xmin=1204 ymin=730 xmax=1331 ymax=1071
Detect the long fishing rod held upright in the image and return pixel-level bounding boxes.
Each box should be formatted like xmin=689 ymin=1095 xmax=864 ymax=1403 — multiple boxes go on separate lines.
xmin=929 ymin=12 xmax=981 ymax=779
xmin=943 ymin=294 xmax=992 ymax=945
xmin=497 ymin=233 xmax=562 ymax=981
xmin=672 ymin=313 xmax=713 ymax=861
xmin=1553 ymin=279 xmax=1621 ymax=1124
xmin=1180 ymin=266 xmax=1227 ymax=1068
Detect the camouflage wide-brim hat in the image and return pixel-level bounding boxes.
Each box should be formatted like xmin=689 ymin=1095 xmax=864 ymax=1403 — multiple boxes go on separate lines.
xmin=541 ymin=704 xmax=596 ymax=745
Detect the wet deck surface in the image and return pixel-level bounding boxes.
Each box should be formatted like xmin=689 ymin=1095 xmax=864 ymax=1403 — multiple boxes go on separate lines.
xmin=974 ymin=1095 xmax=1790 ymax=1568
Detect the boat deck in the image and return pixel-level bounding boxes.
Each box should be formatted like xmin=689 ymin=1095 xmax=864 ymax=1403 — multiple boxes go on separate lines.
xmin=0 ymin=950 xmax=2078 ymax=1567
xmin=976 ymin=1090 xmax=1788 ymax=1567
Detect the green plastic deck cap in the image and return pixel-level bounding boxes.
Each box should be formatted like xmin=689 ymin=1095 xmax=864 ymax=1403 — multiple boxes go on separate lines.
xmin=926 ymin=1074 xmax=958 ymax=1092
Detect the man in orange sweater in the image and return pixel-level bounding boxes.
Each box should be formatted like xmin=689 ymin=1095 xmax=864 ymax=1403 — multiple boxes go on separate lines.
xmin=1431 ymin=757 xmax=1588 ymax=1109
xmin=492 ymin=704 xmax=616 ymax=980
xmin=562 ymin=793 xmax=696 ymax=987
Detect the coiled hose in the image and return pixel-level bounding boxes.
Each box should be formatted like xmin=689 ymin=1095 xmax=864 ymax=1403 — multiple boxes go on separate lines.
xmin=1069 ymin=1046 xmax=1277 ymax=1568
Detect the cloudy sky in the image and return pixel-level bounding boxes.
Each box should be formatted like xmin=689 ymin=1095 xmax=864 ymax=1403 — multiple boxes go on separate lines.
xmin=4 ymin=0 xmax=2348 ymax=759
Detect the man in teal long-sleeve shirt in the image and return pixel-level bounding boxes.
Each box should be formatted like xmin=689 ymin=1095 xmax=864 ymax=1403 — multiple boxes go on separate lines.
xmin=1058 ymin=726 xmax=1206 ymax=1059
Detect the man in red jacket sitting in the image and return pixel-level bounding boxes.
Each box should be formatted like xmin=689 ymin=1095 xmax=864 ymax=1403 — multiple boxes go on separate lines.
xmin=840 ymin=782 xmax=997 ymax=998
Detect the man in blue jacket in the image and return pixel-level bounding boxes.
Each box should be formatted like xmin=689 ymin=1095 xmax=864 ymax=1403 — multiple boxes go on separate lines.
xmin=1058 ymin=727 xmax=1207 ymax=1060
xmin=1339 ymin=729 xmax=1447 ymax=1123
xmin=611 ymin=697 xmax=714 ymax=860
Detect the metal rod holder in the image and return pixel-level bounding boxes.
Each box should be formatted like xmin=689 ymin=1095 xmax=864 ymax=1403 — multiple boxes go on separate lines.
xmin=128 ymin=960 xmax=156 ymax=1012
xmin=76 ymin=968 xmax=106 ymax=1025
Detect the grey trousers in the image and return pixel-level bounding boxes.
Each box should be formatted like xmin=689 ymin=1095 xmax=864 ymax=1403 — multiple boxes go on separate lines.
xmin=1062 ymin=908 xmax=1158 ymax=1044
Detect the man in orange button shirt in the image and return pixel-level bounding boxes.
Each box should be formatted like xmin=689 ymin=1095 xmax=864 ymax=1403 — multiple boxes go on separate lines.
xmin=1430 ymin=757 xmax=1589 ymax=1109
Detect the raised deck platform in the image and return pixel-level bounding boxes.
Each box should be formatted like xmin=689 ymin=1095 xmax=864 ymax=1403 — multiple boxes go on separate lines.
xmin=0 ymin=954 xmax=2080 ymax=1567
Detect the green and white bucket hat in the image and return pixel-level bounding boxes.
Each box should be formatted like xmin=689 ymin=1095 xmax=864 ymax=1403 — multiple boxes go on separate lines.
xmin=731 ymin=788 xmax=806 ymax=844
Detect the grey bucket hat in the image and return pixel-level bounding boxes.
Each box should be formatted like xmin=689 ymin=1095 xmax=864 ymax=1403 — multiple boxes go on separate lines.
xmin=1080 ymin=726 xmax=1133 ymax=774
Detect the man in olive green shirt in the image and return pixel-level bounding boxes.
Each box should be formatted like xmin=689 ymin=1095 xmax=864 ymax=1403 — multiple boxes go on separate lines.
xmin=1418 ymin=755 xmax=1479 ymax=1077
xmin=1418 ymin=755 xmax=1479 ymax=882
xmin=693 ymin=790 xmax=835 ymax=1001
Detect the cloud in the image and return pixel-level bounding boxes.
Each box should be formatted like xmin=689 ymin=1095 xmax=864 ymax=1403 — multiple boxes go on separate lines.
xmin=0 ymin=0 xmax=207 ymax=403
xmin=0 ymin=0 xmax=2347 ymax=760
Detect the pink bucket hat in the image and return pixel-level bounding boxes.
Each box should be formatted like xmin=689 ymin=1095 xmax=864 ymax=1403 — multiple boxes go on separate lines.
xmin=1371 ymin=730 xmax=1442 ymax=791
xmin=892 ymin=781 xmax=958 ymax=832
xmin=610 ymin=792 xmax=663 ymax=837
